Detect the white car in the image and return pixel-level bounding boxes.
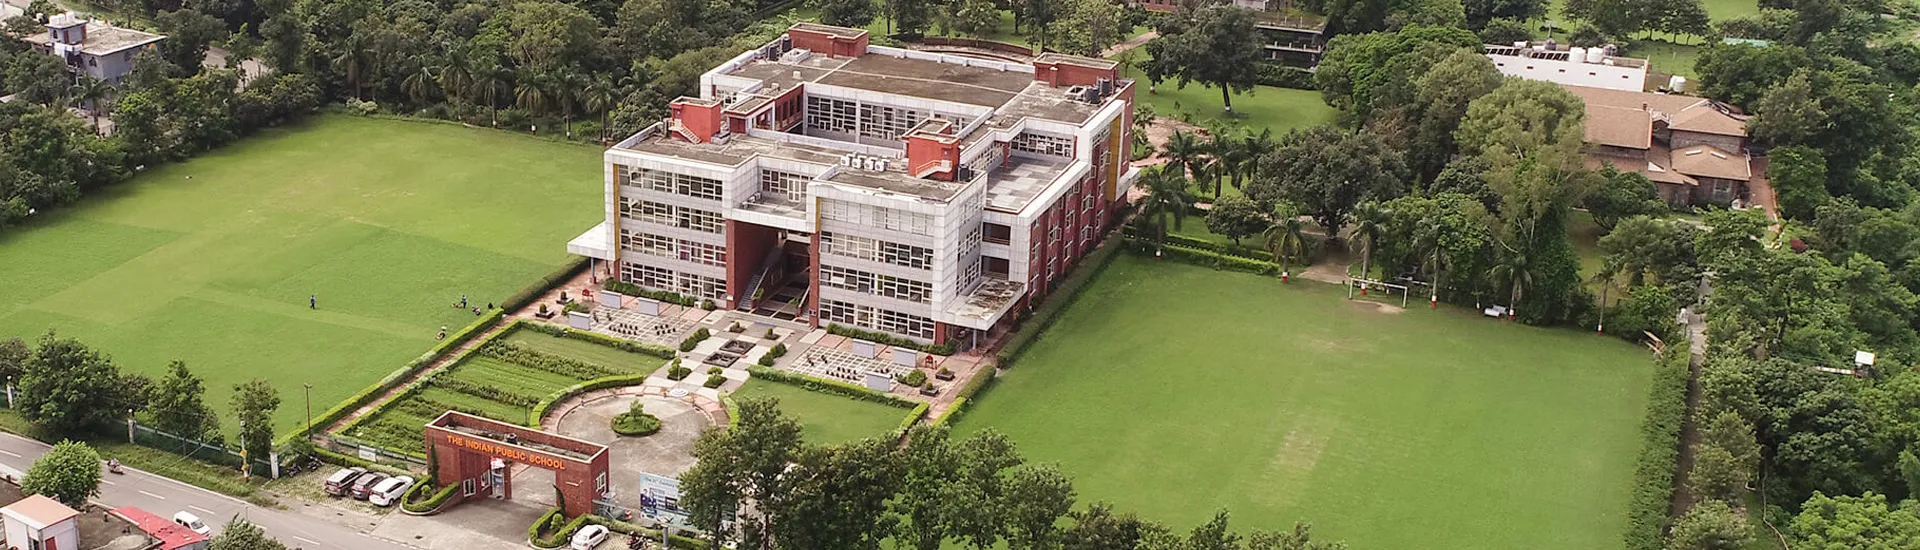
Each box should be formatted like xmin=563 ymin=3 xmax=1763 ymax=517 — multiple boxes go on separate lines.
xmin=570 ymin=525 xmax=610 ymax=550
xmin=172 ymin=511 xmax=211 ymax=536
xmin=367 ymin=475 xmax=416 ymax=507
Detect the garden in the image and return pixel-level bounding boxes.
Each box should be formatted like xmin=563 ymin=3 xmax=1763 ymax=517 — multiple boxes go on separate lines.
xmin=952 ymin=255 xmax=1658 ymax=550
xmin=728 ymin=378 xmax=919 ymax=446
xmin=341 ymin=324 xmax=669 ymax=456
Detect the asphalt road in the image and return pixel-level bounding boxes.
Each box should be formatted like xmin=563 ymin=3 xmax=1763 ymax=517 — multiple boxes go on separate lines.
xmin=0 ymin=433 xmax=416 ymax=550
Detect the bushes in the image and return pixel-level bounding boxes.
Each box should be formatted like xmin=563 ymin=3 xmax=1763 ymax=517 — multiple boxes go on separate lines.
xmin=478 ymin=341 xmax=624 ymax=380
xmin=311 ymin=445 xmax=411 ymax=477
xmin=679 ymin=328 xmax=712 ymax=352
xmin=433 ymin=377 xmax=542 ymax=408
xmin=899 ymin=402 xmax=930 ymax=431
xmin=667 ymin=364 xmax=692 ymax=380
xmin=897 ymin=370 xmax=928 ymax=388
xmin=747 ymin=366 xmax=918 ymax=408
xmin=612 ymin=401 xmax=662 ymax=436
xmin=529 ymin=507 xmax=578 ymax=548
xmin=1623 ymin=349 xmax=1692 ymax=550
xmin=826 ymin=325 xmax=957 ymax=356
xmin=521 ymin=323 xmax=675 ymax=359
xmin=1136 ymin=240 xmax=1279 ymax=275
xmin=759 ymin=343 xmax=788 ymax=366
xmin=528 ymin=373 xmax=654 ymax=425
xmin=402 ymin=482 xmax=458 ymax=514
xmin=703 ymin=374 xmax=727 ymax=388
xmin=998 ymin=238 xmax=1124 ymax=369
xmin=1160 ymin=233 xmax=1275 ymax=261
xmin=1255 ymin=64 xmax=1317 ymax=90
xmin=503 ymin=258 xmax=591 ymax=313
xmin=602 ymin=281 xmax=698 ymax=308
xmin=931 ymin=397 xmax=969 ymax=426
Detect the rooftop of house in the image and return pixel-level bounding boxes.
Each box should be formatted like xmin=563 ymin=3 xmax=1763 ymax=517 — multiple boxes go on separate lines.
xmin=1 ymin=494 xmax=78 ymax=529
xmin=1670 ymin=144 xmax=1752 ymax=181
xmin=983 ymin=155 xmax=1073 ymax=212
xmin=23 ymin=15 xmax=165 ymax=57
xmin=114 ymin=507 xmax=209 ymax=550
xmin=1560 ymin=84 xmax=1750 ymax=148
xmin=1485 ymin=43 xmax=1648 ymax=68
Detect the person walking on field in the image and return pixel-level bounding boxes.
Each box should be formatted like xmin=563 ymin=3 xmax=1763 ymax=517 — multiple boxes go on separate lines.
xmin=310 ymin=295 xmax=317 ymax=309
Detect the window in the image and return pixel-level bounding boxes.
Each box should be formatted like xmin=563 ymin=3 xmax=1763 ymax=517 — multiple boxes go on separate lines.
xmin=1082 ymin=194 xmax=1095 ymax=211
xmin=983 ymin=222 xmax=1012 ymax=244
xmin=820 ymin=299 xmax=935 ymax=340
xmin=821 ymin=265 xmax=932 ymax=303
xmin=621 ymin=229 xmax=677 ymax=258
xmin=677 ymin=207 xmax=725 ymax=233
xmin=624 ymin=166 xmax=722 ymax=201
xmin=820 ymin=201 xmax=933 ymax=236
xmin=678 ymin=239 xmax=727 ymax=267
xmin=675 ymin=272 xmax=726 ymax=300
xmin=821 ymin=232 xmax=933 ymax=269
xmin=806 ymin=96 xmax=859 ymax=136
xmin=760 ymin=169 xmax=809 ymax=202
xmin=1012 ymin=132 xmax=1073 ymax=158
xmin=462 ymin=479 xmax=477 ymax=497
xmin=1049 ymin=226 xmax=1061 ymax=244
xmin=623 ymin=262 xmax=677 ymax=289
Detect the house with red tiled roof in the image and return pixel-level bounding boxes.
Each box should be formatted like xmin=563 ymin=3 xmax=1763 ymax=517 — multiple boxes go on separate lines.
xmin=113 ymin=507 xmax=209 ymax=550
xmin=1560 ymin=84 xmax=1761 ymax=207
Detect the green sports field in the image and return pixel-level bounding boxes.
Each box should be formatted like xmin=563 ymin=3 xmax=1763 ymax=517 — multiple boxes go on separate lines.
xmin=731 ymin=381 xmax=910 ymax=446
xmin=0 ymin=116 xmax=603 ymax=434
xmin=954 ymin=255 xmax=1655 ymax=550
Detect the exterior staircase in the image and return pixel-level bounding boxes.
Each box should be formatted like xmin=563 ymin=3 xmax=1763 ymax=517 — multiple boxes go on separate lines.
xmin=737 ymin=245 xmax=786 ymax=311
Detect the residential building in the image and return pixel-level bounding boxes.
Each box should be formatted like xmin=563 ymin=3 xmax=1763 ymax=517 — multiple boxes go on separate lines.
xmin=1562 ymin=84 xmax=1758 ymax=207
xmin=21 ymin=12 xmax=165 ymax=84
xmin=1135 ymin=0 xmax=1327 ymax=67
xmin=1483 ymin=41 xmax=1649 ymax=92
xmin=1 ymin=495 xmax=79 ymax=550
xmin=569 ymin=23 xmax=1139 ymax=348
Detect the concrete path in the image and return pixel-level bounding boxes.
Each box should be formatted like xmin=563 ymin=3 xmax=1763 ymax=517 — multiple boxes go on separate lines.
xmin=1101 ymin=31 xmax=1159 ymax=58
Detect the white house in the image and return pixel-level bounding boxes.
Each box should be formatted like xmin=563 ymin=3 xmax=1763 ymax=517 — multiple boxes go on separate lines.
xmin=1 ymin=494 xmax=81 ymax=550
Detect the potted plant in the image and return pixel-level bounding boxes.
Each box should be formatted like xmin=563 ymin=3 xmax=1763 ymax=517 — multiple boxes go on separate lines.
xmin=935 ymin=367 xmax=955 ymax=381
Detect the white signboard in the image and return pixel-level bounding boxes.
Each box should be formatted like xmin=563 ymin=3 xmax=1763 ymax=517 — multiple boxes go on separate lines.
xmin=849 ymin=339 xmax=878 ymax=358
xmin=863 ymin=371 xmax=892 ymax=392
xmin=891 ymin=348 xmax=917 ymax=366
xmin=567 ymin=311 xmax=593 ymax=329
xmin=634 ymin=298 xmax=661 ymax=316
xmin=358 ymin=446 xmax=379 ymax=461
xmin=599 ymin=291 xmax=625 ymax=309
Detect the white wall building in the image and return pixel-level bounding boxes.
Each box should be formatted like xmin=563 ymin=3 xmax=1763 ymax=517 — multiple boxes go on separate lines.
xmin=1484 ymin=42 xmax=1649 ymax=92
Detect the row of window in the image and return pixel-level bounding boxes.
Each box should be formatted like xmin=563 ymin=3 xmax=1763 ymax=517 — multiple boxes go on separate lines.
xmin=821 ymin=265 xmax=933 ymax=304
xmin=760 ymin=169 xmax=809 ymax=202
xmin=619 ymin=198 xmax=725 ymax=234
xmin=803 ymin=96 xmax=970 ymax=142
xmin=620 ymin=229 xmax=728 ymax=267
xmin=820 ymin=299 xmax=936 ymax=340
xmin=819 ymin=200 xmax=934 ymax=236
xmin=1012 ymin=132 xmax=1074 ymax=158
xmin=622 ymin=262 xmax=726 ymax=301
xmin=820 ymin=232 xmax=934 ymax=270
xmin=618 ymin=165 xmax=723 ymax=201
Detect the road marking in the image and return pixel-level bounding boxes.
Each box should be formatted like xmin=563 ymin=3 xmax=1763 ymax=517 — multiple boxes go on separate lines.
xmin=292 ymin=536 xmax=321 ymax=546
xmin=138 ymin=490 xmax=166 ymax=500
xmin=100 ymin=479 xmax=116 ymax=486
xmin=188 ymin=505 xmax=215 ymax=514
xmin=0 ymin=449 xmax=19 ymax=458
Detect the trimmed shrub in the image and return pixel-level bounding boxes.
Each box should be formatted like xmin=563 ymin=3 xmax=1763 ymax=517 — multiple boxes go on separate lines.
xmin=768 ymin=343 xmax=787 ymax=358
xmin=700 ymin=299 xmax=716 ymax=310
xmin=1623 ymin=349 xmax=1691 ymax=550
xmin=310 ymin=445 xmax=411 ymax=477
xmin=1133 ymin=239 xmax=1279 ymax=275
xmin=702 ymin=374 xmax=727 ymax=388
xmin=679 ymin=328 xmax=712 ymax=352
xmin=521 ymin=323 xmax=674 ymax=358
xmin=747 ymin=366 xmax=917 ymax=408
xmin=758 ymin=354 xmax=775 ymax=367
xmin=530 ymin=507 xmax=584 ymax=548
xmin=706 ymin=366 xmax=723 ymax=375
xmin=562 ymin=301 xmax=589 ymax=314
xmin=402 ymin=482 xmax=459 ymax=514
xmin=998 ymin=238 xmax=1124 ymax=369
xmin=1254 ymin=64 xmax=1317 ymax=90
xmin=528 ymin=372 xmax=653 ymax=425
xmin=666 ymin=357 xmax=692 ymax=380
xmin=612 ymin=401 xmax=662 ymax=436
xmin=899 ymin=402 xmax=930 ymax=431
xmin=601 ymin=281 xmax=698 ymax=307
xmin=826 ymin=325 xmax=957 ymax=356
xmin=897 ymin=370 xmax=927 ymax=387
xmin=931 ymin=397 xmax=968 ymax=426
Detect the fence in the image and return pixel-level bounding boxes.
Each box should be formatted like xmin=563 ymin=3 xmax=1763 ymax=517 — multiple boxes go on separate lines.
xmin=128 ymin=421 xmax=282 ymax=479
xmin=315 ymin=433 xmax=429 ymax=471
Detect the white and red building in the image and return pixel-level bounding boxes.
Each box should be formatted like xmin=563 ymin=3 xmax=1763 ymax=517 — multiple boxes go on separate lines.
xmin=570 ymin=23 xmax=1139 ymax=348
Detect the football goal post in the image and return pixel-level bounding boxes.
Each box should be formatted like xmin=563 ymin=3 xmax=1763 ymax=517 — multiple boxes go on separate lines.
xmin=1345 ymin=277 xmax=1409 ymax=308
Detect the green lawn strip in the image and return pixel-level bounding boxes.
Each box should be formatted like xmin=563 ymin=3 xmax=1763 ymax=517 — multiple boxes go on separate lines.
xmin=414 ymin=387 xmax=536 ymax=422
xmin=953 ymin=255 xmax=1653 ymax=549
xmin=0 ymin=115 xmax=603 ymax=435
xmin=1117 ymin=48 xmax=1336 ymax=136
xmin=446 ymin=357 xmax=590 ymax=397
xmin=500 ymin=330 xmax=665 ymax=373
xmin=731 ymin=380 xmax=908 ymax=446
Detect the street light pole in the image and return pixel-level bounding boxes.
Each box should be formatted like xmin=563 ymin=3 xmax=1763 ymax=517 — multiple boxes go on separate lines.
xmin=304 ymin=383 xmax=314 ymax=439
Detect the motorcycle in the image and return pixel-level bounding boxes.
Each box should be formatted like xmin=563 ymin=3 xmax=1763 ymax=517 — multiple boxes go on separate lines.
xmin=105 ymin=459 xmax=123 ymax=475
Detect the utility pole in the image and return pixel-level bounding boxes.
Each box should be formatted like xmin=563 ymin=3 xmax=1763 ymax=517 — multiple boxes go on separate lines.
xmin=304 ymin=383 xmax=314 ymax=439
xmin=239 ymin=419 xmax=249 ymax=480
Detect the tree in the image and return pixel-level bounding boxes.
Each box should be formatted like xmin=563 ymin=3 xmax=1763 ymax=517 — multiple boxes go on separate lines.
xmin=1061 ymin=503 xmax=1166 ymax=550
xmin=1264 ymin=206 xmax=1310 ymax=280
xmin=1141 ymin=166 xmax=1191 ymax=246
xmin=888 ymin=0 xmax=934 ymax=36
xmin=148 ymin=361 xmax=220 ymax=442
xmin=942 ymin=0 xmax=1003 ymax=38
xmin=401 ymin=60 xmax=439 ymax=106
xmin=0 ymin=337 xmax=28 ymax=383
xmin=1463 ymin=0 xmax=1545 ymax=29
xmin=1693 ymin=43 xmax=1811 ymax=108
xmin=3 ymin=52 xmax=70 ymax=105
xmin=1013 ymin=0 xmax=1060 ymax=47
xmin=1656 ymin=0 xmax=1710 ymax=41
xmin=231 ymin=379 xmax=279 ymax=468
xmin=1408 ymin=48 xmax=1504 ymax=180
xmin=18 ymin=332 xmax=148 ymax=436
xmin=1002 ymin=464 xmax=1076 ymax=550
xmin=1247 ymin=523 xmax=1346 ymax=550
xmin=893 ymin=426 xmax=962 ymax=550
xmin=67 ymin=77 xmax=114 ymax=134
xmin=1599 ymin=216 xmax=1698 ymax=288
xmin=1161 ymin=130 xmax=1208 ymax=184
xmin=471 ymin=62 xmax=512 ymax=127
xmin=208 ymin=519 xmax=289 ymax=550
xmin=1184 ymin=510 xmax=1241 ymax=550
xmin=678 ymin=397 xmax=801 ymax=549
xmin=1789 ymin=492 xmax=1920 ymax=549
xmin=581 ymin=75 xmax=618 ymax=142
xmin=1047 ymin=0 xmax=1127 ymax=56
xmin=1477 ymin=17 xmax=1532 ymax=43
xmin=1768 ymin=146 xmax=1828 ymax=221
xmin=818 ymin=0 xmax=878 ymax=28
xmin=1205 ymin=195 xmax=1268 ymax=247
xmin=1665 ymin=500 xmax=1751 ymax=550
xmin=1313 ymin=26 xmax=1480 ymax=124
xmin=1143 ymin=5 xmax=1262 ymax=114
xmin=1248 ymin=125 xmax=1409 ymax=237
xmin=1583 ymin=167 xmax=1666 ymax=230
xmin=679 ymin=428 xmax=741 ymax=548
xmin=1749 ymin=69 xmax=1825 ymax=147
xmin=156 ymin=8 xmax=228 ymax=75
xmin=22 ymin=440 xmax=101 ymax=508
xmin=1349 ymin=201 xmax=1388 ymax=278
xmin=764 ymin=438 xmax=902 ymax=550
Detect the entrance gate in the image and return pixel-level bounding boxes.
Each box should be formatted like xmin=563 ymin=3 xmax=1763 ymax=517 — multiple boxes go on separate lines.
xmin=423 ymin=411 xmax=611 ymax=518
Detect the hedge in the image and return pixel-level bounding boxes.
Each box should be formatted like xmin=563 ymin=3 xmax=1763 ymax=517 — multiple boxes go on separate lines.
xmin=1623 ymin=348 xmax=1692 ymax=550
xmin=1160 ymin=233 xmax=1276 ymax=261
xmin=296 ymin=308 xmax=504 ymax=445
xmin=1131 ymin=239 xmax=1280 ymax=276
xmin=680 ymin=328 xmax=712 ymax=352
xmin=528 ymin=373 xmax=654 ymax=426
xmin=311 ymin=446 xmax=411 ymax=477
xmin=997 ymin=237 xmax=1124 ymax=369
xmin=930 ymin=397 xmax=968 ymax=426
xmin=1255 ymin=63 xmax=1317 ymax=90
xmin=587 ymin=515 xmax=710 ymax=549
xmin=899 ymin=402 xmax=930 ymax=431
xmin=522 ymin=323 xmax=676 ymax=358
xmin=529 ymin=507 xmax=576 ymax=548
xmin=933 ymin=364 xmax=1000 ymax=426
xmin=603 ymin=280 xmax=699 ymax=307
xmin=746 ymin=366 xmax=917 ymax=408
xmin=826 ymin=324 xmax=957 ymax=356
xmin=504 ymin=257 xmax=592 ymax=313
xmin=722 ymin=396 xmax=740 ymax=431
xmin=402 ymin=482 xmax=459 ymax=514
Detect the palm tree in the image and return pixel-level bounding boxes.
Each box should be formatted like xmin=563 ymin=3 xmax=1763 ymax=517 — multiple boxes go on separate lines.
xmin=551 ymin=68 xmax=585 ymax=139
xmin=1237 ymin=129 xmax=1274 ymax=188
xmin=1265 ymin=210 xmax=1309 ymax=282
xmin=332 ymin=35 xmax=370 ymax=100
xmin=1141 ymin=166 xmax=1191 ymax=249
xmin=581 ymin=75 xmax=617 ymax=143
xmin=471 ymin=62 xmax=512 ymax=127
xmin=1490 ymin=247 xmax=1533 ymax=321
xmin=1589 ymin=266 xmax=1618 ymax=333
xmin=1349 ymin=202 xmax=1388 ymax=289
xmin=515 ymin=69 xmax=551 ymax=118
xmin=1161 ymin=130 xmax=1207 ymax=186
xmin=401 ymin=61 xmax=438 ymax=106
xmin=437 ymin=45 xmax=475 ymax=106
xmin=1414 ymin=215 xmax=1448 ymax=308
xmin=67 ymin=78 xmax=113 ymax=134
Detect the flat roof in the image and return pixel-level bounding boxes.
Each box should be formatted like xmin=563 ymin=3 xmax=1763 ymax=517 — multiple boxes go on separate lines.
xmin=984 ymin=155 xmax=1072 ymax=212
xmin=824 ymin=165 xmax=967 ymax=201
xmin=23 ymin=21 xmax=165 ymax=56
xmin=816 ymin=54 xmax=1031 ymax=108
xmin=3 ymin=495 xmax=78 ymax=529
xmin=623 ymin=132 xmax=846 ymax=167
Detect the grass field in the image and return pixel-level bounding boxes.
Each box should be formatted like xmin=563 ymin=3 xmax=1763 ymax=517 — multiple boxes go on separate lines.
xmin=730 ymin=381 xmax=910 ymax=446
xmin=0 ymin=115 xmax=604 ymax=434
xmin=954 ymin=255 xmax=1655 ymax=550
xmin=1136 ymin=82 xmax=1337 ymax=138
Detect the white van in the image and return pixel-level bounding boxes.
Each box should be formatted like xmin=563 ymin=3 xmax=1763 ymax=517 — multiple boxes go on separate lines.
xmin=368 ymin=475 xmax=416 ymax=507
xmin=172 ymin=511 xmax=211 ymax=535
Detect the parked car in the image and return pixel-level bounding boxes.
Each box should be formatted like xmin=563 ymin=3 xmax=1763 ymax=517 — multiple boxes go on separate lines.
xmin=324 ymin=467 xmax=368 ymax=497
xmin=367 ymin=475 xmax=416 ymax=507
xmin=172 ymin=511 xmax=211 ymax=536
xmin=350 ymin=472 xmax=390 ymax=500
xmin=570 ymin=525 xmax=610 ymax=550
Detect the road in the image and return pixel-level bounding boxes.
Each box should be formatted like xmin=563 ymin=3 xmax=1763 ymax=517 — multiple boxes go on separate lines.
xmin=0 ymin=433 xmax=417 ymax=550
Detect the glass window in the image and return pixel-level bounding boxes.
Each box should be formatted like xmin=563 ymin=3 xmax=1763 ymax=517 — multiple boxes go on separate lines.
xmin=1012 ymin=132 xmax=1073 ymax=158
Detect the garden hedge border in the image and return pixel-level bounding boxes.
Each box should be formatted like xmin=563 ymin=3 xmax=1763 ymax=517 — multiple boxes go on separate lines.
xmin=722 ymin=396 xmax=740 ymax=431
xmin=311 ymin=446 xmax=412 ymax=477
xmin=521 ymin=323 xmax=676 ymax=358
xmin=996 ymin=237 xmax=1125 ymax=369
xmin=590 ymin=515 xmax=711 ymax=549
xmin=334 ymin=318 xmax=525 ymax=440
xmin=825 ymin=324 xmax=957 ymax=356
xmin=1126 ymin=238 xmax=1279 ymax=276
xmin=528 ymin=373 xmax=655 ymax=426
xmin=529 ymin=507 xmax=574 ymax=548
xmin=1159 ymin=233 xmax=1276 ymax=261
xmin=1622 ymin=347 xmax=1691 ymax=550
xmin=603 ymin=280 xmax=699 ymax=307
xmin=294 ymin=308 xmax=504 ymax=446
xmin=930 ymin=361 xmax=1001 ymax=426
xmin=401 ymin=482 xmax=458 ymax=515
xmin=898 ymin=402 xmax=930 ymax=431
xmin=504 ymin=257 xmax=591 ymax=313
xmin=745 ymin=366 xmax=917 ymax=409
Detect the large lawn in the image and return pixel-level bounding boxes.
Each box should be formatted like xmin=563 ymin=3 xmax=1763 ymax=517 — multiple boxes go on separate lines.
xmin=0 ymin=116 xmax=603 ymax=434
xmin=954 ymin=255 xmax=1655 ymax=550
xmin=1135 ymin=80 xmax=1337 ymax=137
xmin=730 ymin=381 xmax=909 ymax=446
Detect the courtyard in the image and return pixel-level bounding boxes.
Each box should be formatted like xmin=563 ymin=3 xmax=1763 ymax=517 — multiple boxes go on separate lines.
xmin=0 ymin=115 xmax=604 ymax=433
xmin=952 ymin=255 xmax=1655 ymax=550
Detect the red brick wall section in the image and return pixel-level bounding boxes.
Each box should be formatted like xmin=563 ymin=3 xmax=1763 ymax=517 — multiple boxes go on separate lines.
xmin=670 ymin=100 xmax=724 ymax=143
xmin=725 ymin=221 xmax=781 ymax=308
xmin=906 ymin=135 xmax=960 ymax=181
xmin=789 ymin=28 xmax=869 ymax=59
xmin=807 ymin=231 xmax=823 ymax=328
xmin=1033 ymin=62 xmax=1119 ymax=89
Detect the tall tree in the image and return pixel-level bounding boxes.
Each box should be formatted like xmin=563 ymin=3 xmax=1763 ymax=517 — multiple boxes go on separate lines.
xmin=1462 ymin=0 xmax=1545 ymax=28
xmin=22 ymin=440 xmax=101 ymax=507
xmin=1206 ymin=195 xmax=1270 ymax=247
xmin=1349 ymin=201 xmax=1388 ymax=278
xmin=148 ymin=361 xmax=220 ymax=442
xmin=1141 ymin=165 xmax=1192 ymax=246
xmin=208 ymin=519 xmax=290 ymax=550
xmin=1789 ymin=492 xmax=1920 ymax=549
xmin=156 ymin=8 xmax=228 ymax=75
xmin=1248 ymin=125 xmax=1409 ymax=238
xmin=1046 ymin=0 xmax=1126 ymax=57
xmin=1002 ymin=464 xmax=1076 ymax=550
xmin=0 ymin=338 xmax=27 ymax=382
xmin=1264 ymin=205 xmax=1310 ymax=281
xmin=1408 ymin=48 xmax=1504 ymax=180
xmin=1664 ymin=500 xmax=1751 ymax=550
xmin=231 ymin=379 xmax=280 ymax=469
xmin=1767 ymin=145 xmax=1829 ymax=221
xmin=1143 ymin=5 xmax=1263 ymax=114
xmin=18 ymin=332 xmax=149 ymax=436
xmin=818 ymin=0 xmax=878 ymax=28
xmin=1749 ymin=69 xmax=1825 ymax=147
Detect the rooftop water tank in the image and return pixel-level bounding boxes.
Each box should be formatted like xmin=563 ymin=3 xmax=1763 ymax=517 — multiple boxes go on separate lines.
xmin=1669 ymin=75 xmax=1688 ymax=92
xmin=1568 ymin=47 xmax=1587 ymax=63
xmin=1586 ymin=47 xmax=1605 ymax=63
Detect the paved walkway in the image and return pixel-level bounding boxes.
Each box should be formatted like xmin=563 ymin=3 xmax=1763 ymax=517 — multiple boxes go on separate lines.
xmin=1100 ymin=31 xmax=1159 ymax=58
